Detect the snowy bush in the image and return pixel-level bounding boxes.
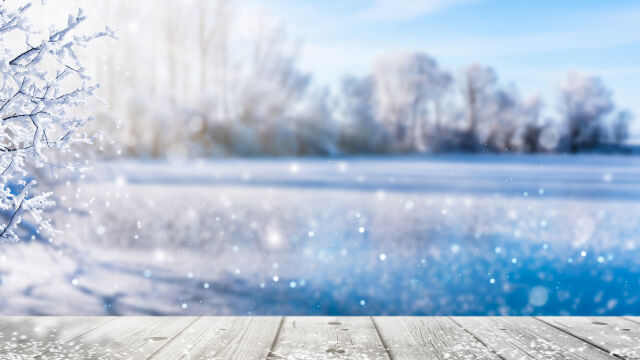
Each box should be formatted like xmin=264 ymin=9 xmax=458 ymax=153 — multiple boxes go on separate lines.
xmin=0 ymin=2 xmax=111 ymax=241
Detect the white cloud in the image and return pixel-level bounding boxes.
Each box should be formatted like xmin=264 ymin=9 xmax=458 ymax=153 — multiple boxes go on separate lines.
xmin=359 ymin=0 xmax=473 ymax=22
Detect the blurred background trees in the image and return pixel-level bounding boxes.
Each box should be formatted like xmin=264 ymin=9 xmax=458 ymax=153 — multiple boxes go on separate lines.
xmin=558 ymin=72 xmax=632 ymax=152
xmin=86 ymin=0 xmax=634 ymax=158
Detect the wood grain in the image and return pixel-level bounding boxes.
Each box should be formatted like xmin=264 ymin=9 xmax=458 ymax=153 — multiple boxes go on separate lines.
xmin=37 ymin=316 xmax=195 ymax=359
xmin=538 ymin=316 xmax=640 ymax=359
xmin=0 ymin=316 xmax=28 ymax=330
xmin=0 ymin=316 xmax=114 ymax=358
xmin=149 ymin=316 xmax=282 ymax=360
xmin=454 ymin=316 xmax=615 ymax=360
xmin=269 ymin=316 xmax=390 ymax=359
xmin=0 ymin=317 xmax=634 ymax=359
xmin=373 ymin=316 xmax=499 ymax=359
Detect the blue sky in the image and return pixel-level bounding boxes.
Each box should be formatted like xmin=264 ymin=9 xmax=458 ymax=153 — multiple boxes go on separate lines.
xmin=244 ymin=0 xmax=640 ymax=136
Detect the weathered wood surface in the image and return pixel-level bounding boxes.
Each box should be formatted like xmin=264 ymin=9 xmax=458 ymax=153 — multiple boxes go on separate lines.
xmin=454 ymin=316 xmax=614 ymax=360
xmin=374 ymin=316 xmax=499 ymax=359
xmin=538 ymin=316 xmax=640 ymax=359
xmin=152 ymin=316 xmax=282 ymax=360
xmin=0 ymin=316 xmax=637 ymax=359
xmin=268 ymin=317 xmax=389 ymax=359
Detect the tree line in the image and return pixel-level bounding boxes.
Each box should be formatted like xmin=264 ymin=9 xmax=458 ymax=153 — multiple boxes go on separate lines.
xmin=338 ymin=57 xmax=632 ymax=155
xmin=87 ymin=0 xmax=634 ymax=158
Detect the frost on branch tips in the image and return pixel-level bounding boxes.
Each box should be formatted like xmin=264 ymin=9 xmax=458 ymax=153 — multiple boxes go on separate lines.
xmin=0 ymin=2 xmax=113 ymax=241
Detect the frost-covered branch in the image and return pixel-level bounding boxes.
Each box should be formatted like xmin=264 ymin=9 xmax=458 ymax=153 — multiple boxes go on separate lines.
xmin=0 ymin=1 xmax=112 ymax=241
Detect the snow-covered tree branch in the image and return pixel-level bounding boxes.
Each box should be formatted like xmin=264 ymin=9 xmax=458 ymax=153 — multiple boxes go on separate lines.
xmin=0 ymin=1 xmax=112 ymax=241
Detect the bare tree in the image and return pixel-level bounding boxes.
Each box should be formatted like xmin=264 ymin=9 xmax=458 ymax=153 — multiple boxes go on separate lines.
xmin=459 ymin=64 xmax=497 ymax=149
xmin=374 ymin=52 xmax=451 ymax=152
xmin=338 ymin=75 xmax=388 ymax=153
xmin=612 ymin=110 xmax=632 ymax=145
xmin=558 ymin=72 xmax=614 ymax=152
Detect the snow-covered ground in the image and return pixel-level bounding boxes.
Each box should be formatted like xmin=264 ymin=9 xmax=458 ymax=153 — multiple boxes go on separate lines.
xmin=1 ymin=155 xmax=640 ymax=315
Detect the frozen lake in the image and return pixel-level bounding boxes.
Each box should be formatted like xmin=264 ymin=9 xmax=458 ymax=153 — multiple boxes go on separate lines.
xmin=1 ymin=155 xmax=640 ymax=315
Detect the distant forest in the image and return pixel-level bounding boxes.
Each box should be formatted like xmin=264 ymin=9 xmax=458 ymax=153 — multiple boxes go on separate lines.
xmin=87 ymin=0 xmax=634 ymax=158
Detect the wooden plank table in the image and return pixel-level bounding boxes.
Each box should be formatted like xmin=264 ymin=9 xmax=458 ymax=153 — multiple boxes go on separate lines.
xmin=0 ymin=317 xmax=638 ymax=359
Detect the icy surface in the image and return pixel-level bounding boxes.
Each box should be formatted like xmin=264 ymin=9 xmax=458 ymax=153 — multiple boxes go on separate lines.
xmin=1 ymin=155 xmax=640 ymax=315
